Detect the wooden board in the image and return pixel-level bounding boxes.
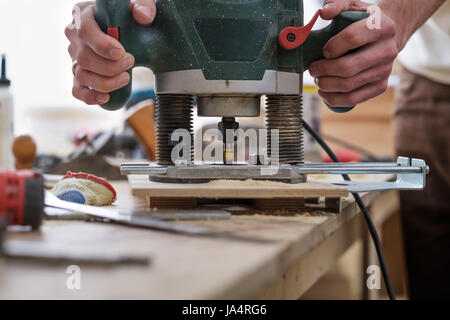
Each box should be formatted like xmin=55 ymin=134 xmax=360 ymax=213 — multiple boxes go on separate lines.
xmin=128 ymin=175 xmax=348 ymax=199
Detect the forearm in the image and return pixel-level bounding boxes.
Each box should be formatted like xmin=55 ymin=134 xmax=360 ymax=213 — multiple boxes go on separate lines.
xmin=379 ymin=0 xmax=446 ymax=50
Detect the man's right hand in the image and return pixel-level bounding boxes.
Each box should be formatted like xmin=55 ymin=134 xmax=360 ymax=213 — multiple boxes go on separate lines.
xmin=65 ymin=0 xmax=156 ymax=105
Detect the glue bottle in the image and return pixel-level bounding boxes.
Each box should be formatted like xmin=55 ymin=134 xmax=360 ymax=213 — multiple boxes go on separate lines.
xmin=0 ymin=54 xmax=14 ymax=170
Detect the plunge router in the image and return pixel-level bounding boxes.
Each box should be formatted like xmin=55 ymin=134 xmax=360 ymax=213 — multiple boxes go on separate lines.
xmin=95 ymin=0 xmax=429 ymax=190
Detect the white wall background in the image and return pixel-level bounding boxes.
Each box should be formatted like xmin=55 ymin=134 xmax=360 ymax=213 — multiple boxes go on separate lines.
xmin=0 ymin=0 xmax=125 ymax=142
xmin=0 ymin=1 xmax=77 ymax=122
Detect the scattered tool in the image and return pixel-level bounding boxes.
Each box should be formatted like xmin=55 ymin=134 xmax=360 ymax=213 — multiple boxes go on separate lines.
xmin=41 ymin=130 xmax=125 ymax=180
xmin=11 ymin=129 xmax=128 ymax=180
xmin=45 ymin=205 xmax=231 ymax=222
xmin=1 ymin=242 xmax=150 ymax=266
xmin=93 ymin=0 xmax=429 ymax=190
xmin=0 ymin=170 xmax=44 ymax=229
xmin=35 ymin=98 xmax=159 ymax=180
xmin=0 ymin=220 xmax=149 ymax=266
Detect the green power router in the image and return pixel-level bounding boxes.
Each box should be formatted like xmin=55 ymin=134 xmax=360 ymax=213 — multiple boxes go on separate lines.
xmin=95 ymin=0 xmax=372 ymax=183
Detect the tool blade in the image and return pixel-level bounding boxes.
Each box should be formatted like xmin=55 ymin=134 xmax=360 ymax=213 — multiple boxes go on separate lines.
xmin=44 ymin=190 xmax=124 ymax=221
xmin=44 ymin=191 xmax=267 ymax=242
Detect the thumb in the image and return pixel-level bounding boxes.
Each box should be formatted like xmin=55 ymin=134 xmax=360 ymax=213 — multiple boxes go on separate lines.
xmin=132 ymin=0 xmax=157 ymax=26
xmin=320 ymin=0 xmax=351 ymax=20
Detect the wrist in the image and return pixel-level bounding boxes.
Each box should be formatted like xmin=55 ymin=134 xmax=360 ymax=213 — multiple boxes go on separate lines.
xmin=378 ymin=1 xmax=407 ymax=50
xmin=378 ymin=0 xmax=446 ymax=50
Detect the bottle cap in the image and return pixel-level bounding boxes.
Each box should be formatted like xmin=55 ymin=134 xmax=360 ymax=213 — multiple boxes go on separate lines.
xmin=0 ymin=54 xmax=11 ymax=87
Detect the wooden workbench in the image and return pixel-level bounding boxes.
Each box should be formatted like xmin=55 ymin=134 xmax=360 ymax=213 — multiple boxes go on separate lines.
xmin=0 ymin=181 xmax=401 ymax=300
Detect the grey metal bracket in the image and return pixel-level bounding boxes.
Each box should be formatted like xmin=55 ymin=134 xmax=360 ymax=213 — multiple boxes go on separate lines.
xmin=308 ymin=157 xmax=428 ymax=192
xmin=120 ymin=157 xmax=429 ymax=193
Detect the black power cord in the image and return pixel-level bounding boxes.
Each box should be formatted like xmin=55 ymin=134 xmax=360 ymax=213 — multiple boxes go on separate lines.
xmin=302 ymin=119 xmax=396 ymax=300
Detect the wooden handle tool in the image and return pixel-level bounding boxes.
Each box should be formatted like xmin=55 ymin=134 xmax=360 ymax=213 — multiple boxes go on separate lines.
xmin=12 ymin=135 xmax=37 ymax=170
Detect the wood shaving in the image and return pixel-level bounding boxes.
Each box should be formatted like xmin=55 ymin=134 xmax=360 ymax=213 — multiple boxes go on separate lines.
xmin=207 ymin=179 xmax=293 ymax=188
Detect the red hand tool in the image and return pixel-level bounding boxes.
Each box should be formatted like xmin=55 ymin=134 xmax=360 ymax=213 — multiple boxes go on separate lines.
xmin=0 ymin=171 xmax=44 ymax=230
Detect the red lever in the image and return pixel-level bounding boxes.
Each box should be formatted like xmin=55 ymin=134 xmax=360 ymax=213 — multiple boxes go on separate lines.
xmin=106 ymin=2 xmax=135 ymax=41
xmin=107 ymin=27 xmax=119 ymax=41
xmin=279 ymin=9 xmax=322 ymax=50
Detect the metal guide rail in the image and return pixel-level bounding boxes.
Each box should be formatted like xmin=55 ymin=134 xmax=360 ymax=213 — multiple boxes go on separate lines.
xmin=120 ymin=157 xmax=429 ymax=192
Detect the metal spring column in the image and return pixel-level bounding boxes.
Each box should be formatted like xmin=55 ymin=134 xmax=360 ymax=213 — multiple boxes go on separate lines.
xmin=155 ymin=94 xmax=194 ymax=165
xmin=265 ymin=95 xmax=304 ymax=164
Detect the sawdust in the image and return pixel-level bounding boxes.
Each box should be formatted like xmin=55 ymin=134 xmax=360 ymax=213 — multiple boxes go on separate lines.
xmin=207 ymin=179 xmax=293 ymax=188
xmin=228 ymin=208 xmax=333 ymax=217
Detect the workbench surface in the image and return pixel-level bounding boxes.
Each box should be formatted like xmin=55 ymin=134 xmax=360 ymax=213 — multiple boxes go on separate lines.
xmin=0 ymin=182 xmax=399 ymax=299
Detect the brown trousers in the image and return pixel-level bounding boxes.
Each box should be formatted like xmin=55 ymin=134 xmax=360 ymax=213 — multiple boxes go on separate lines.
xmin=394 ymin=67 xmax=450 ymax=299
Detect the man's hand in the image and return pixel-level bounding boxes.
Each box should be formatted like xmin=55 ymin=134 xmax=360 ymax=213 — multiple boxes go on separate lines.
xmin=309 ymin=0 xmax=400 ymax=107
xmin=65 ymin=0 xmax=156 ymax=105
xmin=311 ymin=0 xmax=446 ymax=108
